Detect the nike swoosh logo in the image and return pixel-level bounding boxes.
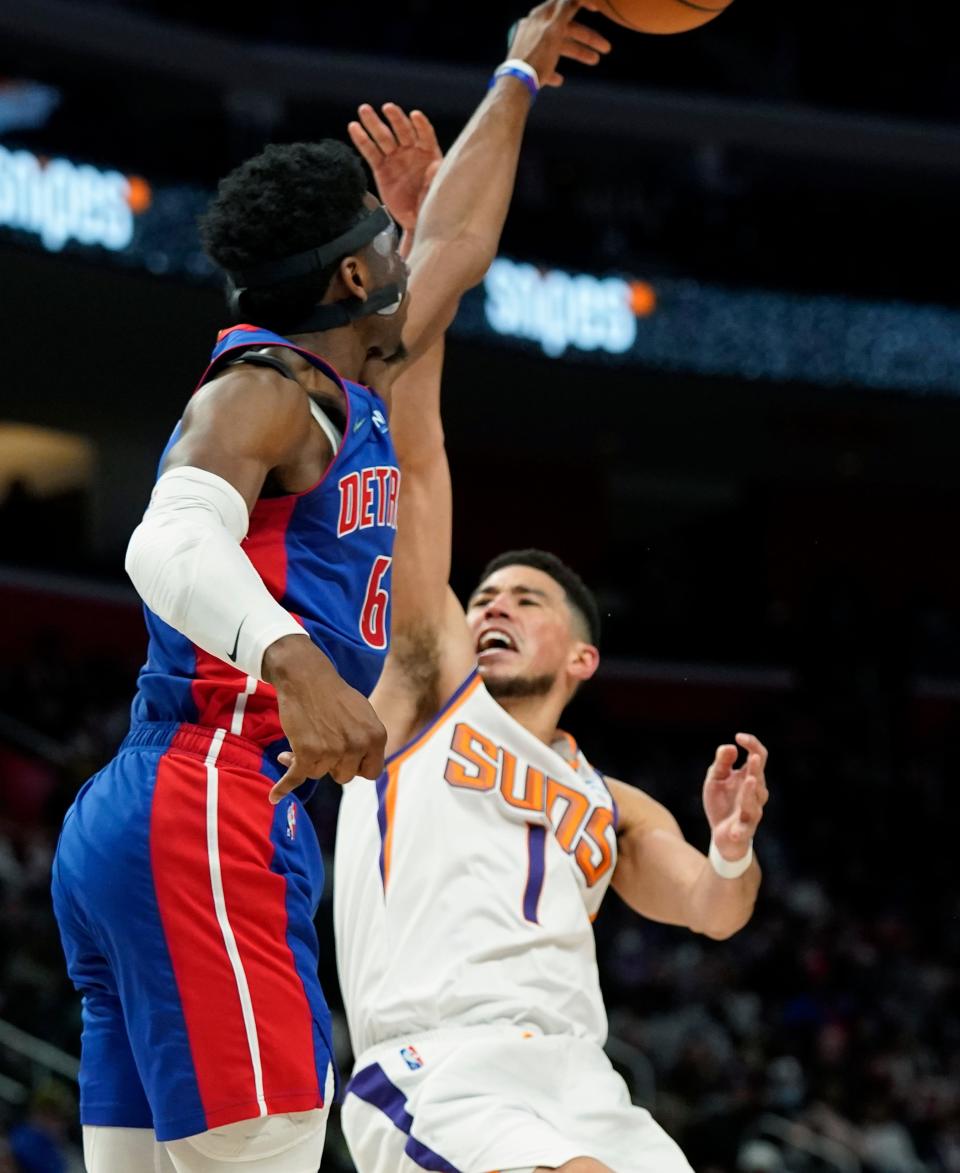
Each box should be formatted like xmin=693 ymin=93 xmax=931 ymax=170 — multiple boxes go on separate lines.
xmin=227 ymin=617 xmax=247 ymax=663
xmin=353 ymin=417 xmax=368 ymax=434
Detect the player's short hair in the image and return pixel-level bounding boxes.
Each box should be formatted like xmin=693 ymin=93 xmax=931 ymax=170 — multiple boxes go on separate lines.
xmin=478 ymin=549 xmax=601 ymax=646
xmin=198 ymin=140 xmax=368 ymax=325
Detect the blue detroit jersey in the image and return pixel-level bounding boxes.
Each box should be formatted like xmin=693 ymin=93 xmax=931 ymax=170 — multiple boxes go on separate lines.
xmin=130 ymin=324 xmax=399 ymax=758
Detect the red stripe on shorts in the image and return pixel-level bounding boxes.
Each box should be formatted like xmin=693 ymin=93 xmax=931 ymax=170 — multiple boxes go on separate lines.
xmin=150 ymin=731 xmax=322 ymax=1129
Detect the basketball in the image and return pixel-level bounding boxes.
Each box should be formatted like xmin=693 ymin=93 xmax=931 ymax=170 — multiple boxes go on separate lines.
xmin=595 ymin=0 xmax=734 ymax=34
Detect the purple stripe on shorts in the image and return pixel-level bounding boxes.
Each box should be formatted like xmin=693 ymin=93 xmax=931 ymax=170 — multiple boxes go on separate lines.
xmin=523 ymin=823 xmax=547 ymax=923
xmin=347 ymin=1062 xmax=413 ymax=1132
xmin=405 ymin=1135 xmax=462 ymax=1172
xmin=346 ymin=1062 xmax=462 ymax=1173
xmin=375 ymin=772 xmax=389 ymax=887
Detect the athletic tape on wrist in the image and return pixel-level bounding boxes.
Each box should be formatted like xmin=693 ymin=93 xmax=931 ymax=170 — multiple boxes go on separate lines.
xmin=709 ymin=838 xmax=754 ymax=879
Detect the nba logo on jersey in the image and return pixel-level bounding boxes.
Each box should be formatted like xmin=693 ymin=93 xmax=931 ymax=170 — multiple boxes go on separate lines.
xmin=372 ymin=409 xmax=388 ymax=434
xmin=399 ymin=1045 xmax=424 ymax=1071
xmin=286 ymin=802 xmax=297 ymax=841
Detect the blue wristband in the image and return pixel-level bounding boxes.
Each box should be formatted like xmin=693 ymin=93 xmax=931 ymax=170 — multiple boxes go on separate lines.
xmin=489 ymin=64 xmax=539 ymax=101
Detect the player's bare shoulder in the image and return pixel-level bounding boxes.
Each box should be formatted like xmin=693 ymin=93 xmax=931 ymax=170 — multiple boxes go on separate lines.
xmin=176 ymin=359 xmax=339 ymax=493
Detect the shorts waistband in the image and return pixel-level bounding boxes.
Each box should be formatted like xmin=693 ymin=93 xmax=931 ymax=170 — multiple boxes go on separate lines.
xmin=353 ymin=1022 xmax=544 ymax=1073
xmin=121 ymin=722 xmax=272 ymax=773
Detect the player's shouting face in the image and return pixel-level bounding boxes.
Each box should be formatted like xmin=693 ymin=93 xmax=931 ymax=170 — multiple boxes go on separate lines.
xmin=467 ymin=565 xmax=598 ymax=702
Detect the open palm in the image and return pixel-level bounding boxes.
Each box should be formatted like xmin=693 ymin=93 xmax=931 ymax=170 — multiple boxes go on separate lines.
xmin=702 ymin=733 xmax=769 ymax=857
xmin=348 ymin=103 xmax=443 ymax=234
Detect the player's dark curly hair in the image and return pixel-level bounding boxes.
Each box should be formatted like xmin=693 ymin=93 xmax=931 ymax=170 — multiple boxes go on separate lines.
xmin=478 ymin=549 xmax=602 ymax=647
xmin=198 ymin=140 xmax=369 ymax=327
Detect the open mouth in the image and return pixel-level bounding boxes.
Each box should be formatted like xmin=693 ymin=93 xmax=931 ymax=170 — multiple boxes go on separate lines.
xmin=477 ymin=629 xmax=518 ymax=661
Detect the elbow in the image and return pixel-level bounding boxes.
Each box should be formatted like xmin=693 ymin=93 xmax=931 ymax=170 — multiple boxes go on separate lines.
xmin=701 ymin=922 xmax=745 ymax=942
xmin=124 ymin=520 xmax=149 ymax=594
xmin=694 ymin=896 xmax=759 ymax=941
xmin=125 ymin=515 xmax=166 ymax=597
xmin=124 ymin=515 xmax=204 ymax=627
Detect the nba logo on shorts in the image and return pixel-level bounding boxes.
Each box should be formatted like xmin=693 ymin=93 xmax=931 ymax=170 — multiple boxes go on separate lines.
xmin=399 ymin=1045 xmax=424 ymax=1071
xmin=286 ymin=802 xmax=297 ymax=841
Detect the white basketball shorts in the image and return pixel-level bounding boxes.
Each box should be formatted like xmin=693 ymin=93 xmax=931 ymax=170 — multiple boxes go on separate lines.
xmin=341 ymin=1025 xmax=693 ymax=1173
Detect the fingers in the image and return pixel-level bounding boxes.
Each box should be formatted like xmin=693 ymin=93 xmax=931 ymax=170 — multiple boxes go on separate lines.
xmin=736 ymin=732 xmax=769 ymax=769
xmin=381 ymin=102 xmax=416 ymax=148
xmin=519 ymin=0 xmax=611 ymax=88
xmin=422 ymin=159 xmax=442 ymax=190
xmin=329 ymin=753 xmax=367 ymax=786
xmin=557 ymin=21 xmax=612 ymax=69
xmin=742 ymin=748 xmax=770 ymax=812
xmin=327 ymin=737 xmax=385 ymax=785
xmin=356 ymin=745 xmax=386 ymax=782
xmin=271 ymin=730 xmax=385 ymax=799
xmin=270 ymin=749 xmax=370 ymax=800
xmin=350 ymin=104 xmax=441 ymax=168
xmin=730 ymin=777 xmax=764 ymax=841
xmin=410 ymin=109 xmax=440 ymax=155
xmin=357 ymin=103 xmax=396 ymax=156
xmin=347 ymin=119 xmax=382 ymax=170
xmin=269 ymin=757 xmax=309 ymax=805
xmin=566 ymin=20 xmax=613 ymax=55
xmin=559 ymin=41 xmax=603 ymax=66
xmin=706 ymin=743 xmax=738 ymax=783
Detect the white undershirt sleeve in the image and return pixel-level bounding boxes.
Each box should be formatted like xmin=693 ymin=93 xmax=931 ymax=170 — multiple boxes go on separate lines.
xmin=124 ymin=466 xmax=307 ymax=681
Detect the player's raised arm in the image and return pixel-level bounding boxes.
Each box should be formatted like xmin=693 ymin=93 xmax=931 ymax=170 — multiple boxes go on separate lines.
xmin=350 ymin=105 xmax=475 ymax=747
xmin=607 ymin=734 xmax=768 ymax=939
xmin=390 ymin=0 xmax=610 ymax=367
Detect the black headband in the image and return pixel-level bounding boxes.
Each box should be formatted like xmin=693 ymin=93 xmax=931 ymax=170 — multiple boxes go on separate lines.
xmin=225 ymin=205 xmax=393 ymax=291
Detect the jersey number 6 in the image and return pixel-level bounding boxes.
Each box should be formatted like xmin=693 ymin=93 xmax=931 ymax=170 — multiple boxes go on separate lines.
xmin=360 ymin=555 xmax=392 ymax=650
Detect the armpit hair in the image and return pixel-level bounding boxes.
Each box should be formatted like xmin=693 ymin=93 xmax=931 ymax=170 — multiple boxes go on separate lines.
xmin=391 ymin=622 xmax=443 ymax=731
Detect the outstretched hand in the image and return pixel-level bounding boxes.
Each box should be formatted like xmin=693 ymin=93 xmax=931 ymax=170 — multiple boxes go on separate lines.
xmin=348 ymin=103 xmax=443 ymax=235
xmin=509 ymin=0 xmax=611 ymax=88
xmin=703 ymin=733 xmax=769 ymax=860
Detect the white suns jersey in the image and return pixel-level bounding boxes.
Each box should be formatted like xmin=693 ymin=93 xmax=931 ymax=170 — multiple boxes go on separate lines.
xmin=334 ymin=671 xmax=619 ymax=1058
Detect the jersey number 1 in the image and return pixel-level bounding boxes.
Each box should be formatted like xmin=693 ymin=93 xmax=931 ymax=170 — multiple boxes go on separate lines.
xmin=360 ymin=555 xmax=392 ymax=649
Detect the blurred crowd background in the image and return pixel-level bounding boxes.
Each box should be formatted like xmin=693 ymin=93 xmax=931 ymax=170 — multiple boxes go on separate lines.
xmin=1 ymin=1 xmax=959 ymax=1170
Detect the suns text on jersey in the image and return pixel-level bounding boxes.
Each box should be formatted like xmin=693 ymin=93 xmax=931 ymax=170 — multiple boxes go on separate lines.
xmin=444 ymin=722 xmax=616 ymax=888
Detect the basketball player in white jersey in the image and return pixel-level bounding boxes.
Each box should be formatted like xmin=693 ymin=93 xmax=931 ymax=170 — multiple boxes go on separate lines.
xmin=334 ymin=108 xmax=770 ymax=1173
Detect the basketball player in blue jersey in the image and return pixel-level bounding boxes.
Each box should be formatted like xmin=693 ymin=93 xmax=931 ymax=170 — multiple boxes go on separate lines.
xmin=50 ymin=4 xmax=612 ymax=1171
xmin=333 ymin=105 xmax=770 ymax=1173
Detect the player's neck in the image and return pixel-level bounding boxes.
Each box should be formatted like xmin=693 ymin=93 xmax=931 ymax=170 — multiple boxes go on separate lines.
xmin=497 ymin=693 xmax=566 ymax=749
xmin=288 ymin=325 xmax=369 ymax=384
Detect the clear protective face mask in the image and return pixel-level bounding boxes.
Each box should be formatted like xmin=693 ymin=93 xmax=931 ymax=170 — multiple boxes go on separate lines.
xmin=370 ymin=209 xmax=406 ymax=316
xmin=370 ymin=210 xmax=400 ymax=259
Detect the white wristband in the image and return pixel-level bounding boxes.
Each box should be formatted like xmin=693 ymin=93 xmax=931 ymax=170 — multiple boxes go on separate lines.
xmin=498 ymin=57 xmax=540 ymax=89
xmin=709 ymin=838 xmax=754 ymax=879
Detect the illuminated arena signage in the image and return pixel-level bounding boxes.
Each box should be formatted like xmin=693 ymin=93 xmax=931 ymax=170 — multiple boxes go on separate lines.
xmin=484 ymin=257 xmax=651 ymax=359
xmin=0 ymin=144 xmax=150 ymax=253
xmin=463 ymin=255 xmax=960 ymax=397
xmin=3 ymin=154 xmax=959 ymax=397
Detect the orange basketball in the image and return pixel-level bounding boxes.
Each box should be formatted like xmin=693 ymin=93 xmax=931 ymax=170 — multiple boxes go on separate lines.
xmin=596 ymin=0 xmax=734 ymax=34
